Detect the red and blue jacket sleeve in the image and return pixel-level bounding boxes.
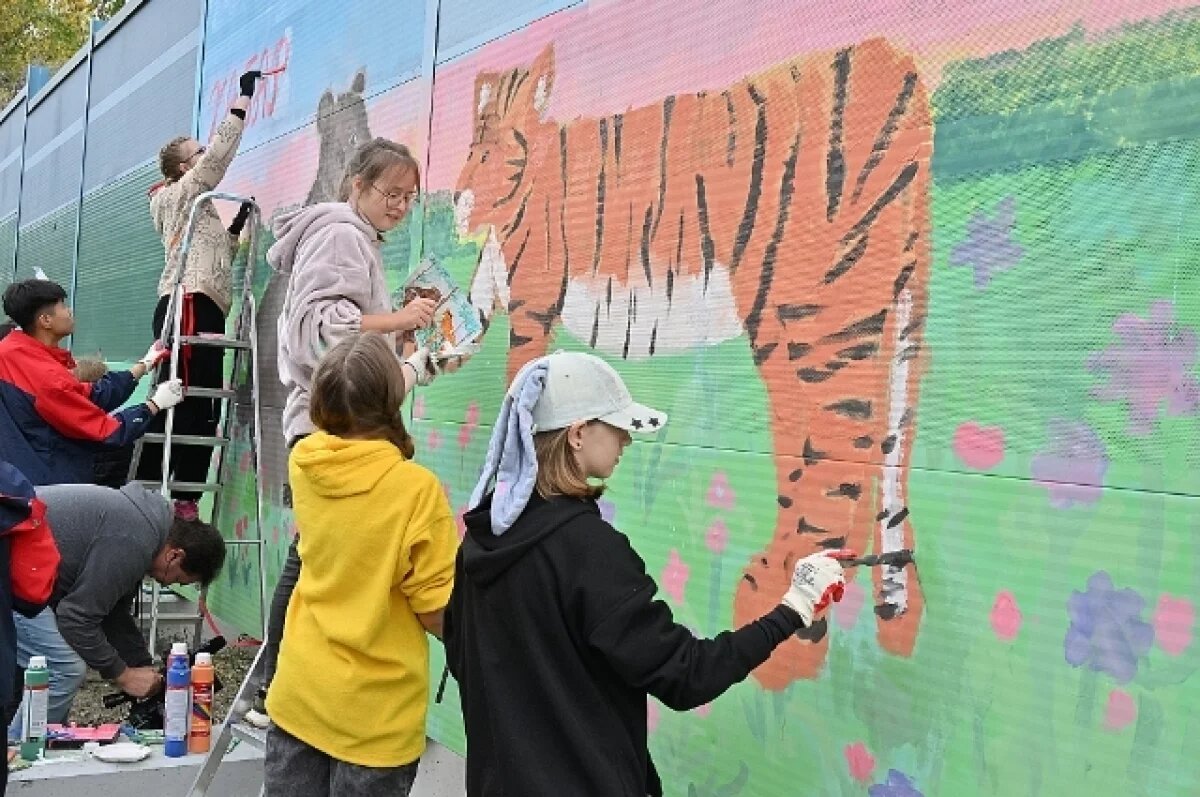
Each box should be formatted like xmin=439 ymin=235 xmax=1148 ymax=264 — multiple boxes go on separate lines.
xmin=87 ymin=370 xmax=138 ymax=412
xmin=35 ymin=376 xmax=152 ymax=447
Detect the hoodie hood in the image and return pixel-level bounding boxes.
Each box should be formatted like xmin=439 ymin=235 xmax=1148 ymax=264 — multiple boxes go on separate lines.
xmin=290 ymin=432 xmax=403 ymax=498
xmin=268 ymin=202 xmax=378 ymax=276
xmin=118 ymin=483 xmax=174 ymax=546
xmin=461 ymin=492 xmax=597 ymax=586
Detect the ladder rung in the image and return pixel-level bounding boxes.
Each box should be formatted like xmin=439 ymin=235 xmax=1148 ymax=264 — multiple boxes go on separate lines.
xmin=224 ymin=539 xmax=266 ymax=546
xmin=135 ymin=479 xmax=222 ymax=493
xmin=183 ymin=386 xmax=237 ymax=400
xmin=178 ymin=335 xmax=250 ymax=349
xmin=229 ymin=722 xmax=268 ymax=749
xmin=147 ymin=612 xmax=204 ymax=622
xmin=142 ymin=433 xmax=230 ymax=446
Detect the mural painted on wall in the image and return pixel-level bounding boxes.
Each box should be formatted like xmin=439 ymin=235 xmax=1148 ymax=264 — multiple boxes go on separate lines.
xmin=193 ymin=0 xmax=1200 ymax=794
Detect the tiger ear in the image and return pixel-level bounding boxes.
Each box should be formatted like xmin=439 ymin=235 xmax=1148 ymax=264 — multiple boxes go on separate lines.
xmin=528 ymin=45 xmax=554 ymax=116
xmin=474 ymin=75 xmax=495 ymax=117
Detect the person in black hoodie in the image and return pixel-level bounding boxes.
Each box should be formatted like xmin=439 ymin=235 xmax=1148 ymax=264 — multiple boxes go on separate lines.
xmin=444 ymin=352 xmax=851 ymax=797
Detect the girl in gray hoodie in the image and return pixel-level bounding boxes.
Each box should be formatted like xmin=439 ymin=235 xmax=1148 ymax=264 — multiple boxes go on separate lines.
xmin=259 ymin=138 xmax=461 ymax=707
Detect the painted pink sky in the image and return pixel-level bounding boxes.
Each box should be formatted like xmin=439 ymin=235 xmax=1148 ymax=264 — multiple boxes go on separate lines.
xmin=426 ymin=0 xmax=1199 ymax=185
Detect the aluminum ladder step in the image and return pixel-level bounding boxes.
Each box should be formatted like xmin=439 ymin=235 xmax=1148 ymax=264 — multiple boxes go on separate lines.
xmin=178 ymin=334 xmax=251 ymax=349
xmin=142 ymin=433 xmax=230 ymax=446
xmin=184 ymin=386 xmax=238 ymax=400
xmin=134 ymin=479 xmax=222 ymax=493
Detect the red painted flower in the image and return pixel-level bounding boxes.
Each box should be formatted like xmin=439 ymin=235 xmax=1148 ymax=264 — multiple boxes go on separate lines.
xmin=413 ymin=395 xmax=426 ymax=420
xmin=844 ymin=741 xmax=876 ymax=784
xmin=1104 ymin=689 xmax=1136 ymax=731
xmin=1153 ymin=595 xmax=1194 ymax=656
xmin=990 ymin=590 xmax=1022 ymax=642
xmin=465 ymin=401 xmax=481 ymax=429
xmin=661 ymin=550 xmax=690 ymax=603
xmin=706 ymin=472 xmax=736 ymax=509
xmin=705 ymin=520 xmax=728 ymax=554
xmin=953 ymin=422 xmax=1005 ymax=470
xmin=427 ymin=429 xmax=442 ymax=451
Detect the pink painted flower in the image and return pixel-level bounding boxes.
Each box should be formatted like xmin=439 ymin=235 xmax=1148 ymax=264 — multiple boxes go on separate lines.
xmin=427 ymin=429 xmax=442 ymax=451
xmin=239 ymin=449 xmax=252 ymax=473
xmin=661 ymin=549 xmax=690 ymax=603
xmin=465 ymin=402 xmax=481 ymax=429
xmin=458 ymin=425 xmax=473 ymax=449
xmin=413 ymin=395 xmax=426 ymax=420
xmin=953 ymin=422 xmax=1005 ymax=470
xmin=706 ymin=472 xmax=736 ymax=509
xmin=693 ymin=703 xmax=711 ymax=718
xmin=835 ymin=579 xmax=866 ymax=630
xmin=1153 ymin=595 xmax=1194 ymax=656
xmin=844 ymin=741 xmax=876 ymax=784
xmin=235 ymin=517 xmax=247 ymax=540
xmin=647 ymin=699 xmax=660 ymax=734
xmin=1104 ymin=689 xmax=1136 ymax=731
xmin=705 ymin=520 xmax=728 ymax=554
xmin=990 ymin=591 xmax=1022 ymax=642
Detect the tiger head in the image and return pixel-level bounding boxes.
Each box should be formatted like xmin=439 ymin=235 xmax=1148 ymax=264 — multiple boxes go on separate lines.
xmin=454 ymin=45 xmax=555 ymax=239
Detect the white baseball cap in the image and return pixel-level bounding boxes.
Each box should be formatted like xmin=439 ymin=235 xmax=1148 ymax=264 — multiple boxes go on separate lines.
xmin=527 ymin=351 xmax=667 ymax=434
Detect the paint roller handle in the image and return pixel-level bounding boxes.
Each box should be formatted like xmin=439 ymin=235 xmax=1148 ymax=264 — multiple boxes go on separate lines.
xmin=833 ymin=549 xmax=915 ymax=568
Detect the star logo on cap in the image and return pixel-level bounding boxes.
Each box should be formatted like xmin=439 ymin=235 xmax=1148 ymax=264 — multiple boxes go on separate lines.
xmin=648 ymin=417 xmax=660 ymax=428
xmin=631 ymin=418 xmax=644 ymax=430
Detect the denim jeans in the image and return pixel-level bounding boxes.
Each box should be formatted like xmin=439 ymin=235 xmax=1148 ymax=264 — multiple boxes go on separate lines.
xmin=7 ymin=608 xmax=87 ymax=739
xmin=265 ymin=723 xmax=419 ymax=797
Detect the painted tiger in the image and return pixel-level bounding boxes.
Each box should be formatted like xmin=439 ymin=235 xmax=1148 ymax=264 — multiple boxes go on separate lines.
xmin=454 ymin=38 xmax=930 ymax=688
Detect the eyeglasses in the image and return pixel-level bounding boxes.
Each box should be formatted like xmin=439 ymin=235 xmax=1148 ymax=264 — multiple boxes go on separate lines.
xmin=370 ymin=183 xmax=420 ymax=208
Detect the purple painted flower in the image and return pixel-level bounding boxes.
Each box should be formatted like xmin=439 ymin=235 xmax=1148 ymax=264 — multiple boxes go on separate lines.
xmin=1030 ymin=420 xmax=1108 ymax=508
xmin=1065 ymin=572 xmax=1154 ymax=684
xmin=868 ymin=769 xmax=924 ymax=797
xmin=949 ymin=196 xmax=1023 ymax=288
xmin=1089 ymin=301 xmax=1199 ymax=436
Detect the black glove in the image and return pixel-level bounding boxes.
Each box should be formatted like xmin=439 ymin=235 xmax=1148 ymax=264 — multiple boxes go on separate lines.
xmin=239 ymin=70 xmax=263 ymax=98
xmin=227 ymin=200 xmax=254 ymax=236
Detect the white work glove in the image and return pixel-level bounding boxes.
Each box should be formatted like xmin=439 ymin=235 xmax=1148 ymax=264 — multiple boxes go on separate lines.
xmin=148 ymin=379 xmax=185 ymax=412
xmin=403 ymin=348 xmax=441 ymax=387
xmin=139 ymin=340 xmax=169 ymax=370
xmin=781 ymin=552 xmax=848 ymax=627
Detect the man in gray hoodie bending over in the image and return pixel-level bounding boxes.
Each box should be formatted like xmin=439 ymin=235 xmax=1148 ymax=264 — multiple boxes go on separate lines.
xmin=7 ymin=483 xmax=225 ymax=730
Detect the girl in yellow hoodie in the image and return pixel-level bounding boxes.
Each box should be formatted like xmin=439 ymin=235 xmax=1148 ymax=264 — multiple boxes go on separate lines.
xmin=264 ymin=333 xmax=457 ymax=796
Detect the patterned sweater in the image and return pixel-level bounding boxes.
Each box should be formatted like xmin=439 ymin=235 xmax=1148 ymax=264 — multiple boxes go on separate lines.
xmin=150 ymin=113 xmax=245 ymax=316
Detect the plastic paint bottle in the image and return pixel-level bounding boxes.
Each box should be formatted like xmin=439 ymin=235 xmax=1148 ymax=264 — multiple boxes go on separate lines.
xmin=189 ymin=652 xmax=215 ymax=754
xmin=164 ymin=642 xmax=191 ymax=758
xmin=19 ymin=655 xmax=49 ymax=761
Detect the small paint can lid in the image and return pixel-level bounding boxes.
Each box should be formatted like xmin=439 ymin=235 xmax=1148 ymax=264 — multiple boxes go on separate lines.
xmin=171 ymin=642 xmax=189 ymax=656
xmin=195 ymin=653 xmax=213 ymax=666
xmin=28 ymin=655 xmax=47 ymax=669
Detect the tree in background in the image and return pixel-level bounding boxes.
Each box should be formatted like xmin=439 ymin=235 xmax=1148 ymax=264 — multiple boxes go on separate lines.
xmin=0 ymin=0 xmax=127 ymax=106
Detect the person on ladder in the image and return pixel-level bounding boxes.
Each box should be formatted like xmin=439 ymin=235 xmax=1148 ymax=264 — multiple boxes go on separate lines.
xmin=137 ymin=69 xmax=263 ymax=520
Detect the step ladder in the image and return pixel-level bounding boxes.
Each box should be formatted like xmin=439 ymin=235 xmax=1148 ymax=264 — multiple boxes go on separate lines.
xmin=127 ymin=190 xmax=270 ymax=653
xmin=187 ymin=638 xmax=270 ymax=795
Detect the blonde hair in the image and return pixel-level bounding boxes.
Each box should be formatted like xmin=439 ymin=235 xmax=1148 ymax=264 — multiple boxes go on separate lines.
xmin=158 ymin=136 xmax=192 ymax=181
xmin=533 ymin=425 xmax=605 ymax=500
xmin=340 ymin=138 xmax=421 ymax=202
xmin=72 ymin=357 xmax=108 ymax=382
xmin=309 ymin=333 xmax=415 ymax=458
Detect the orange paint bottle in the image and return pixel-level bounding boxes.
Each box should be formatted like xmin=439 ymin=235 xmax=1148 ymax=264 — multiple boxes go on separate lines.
xmin=189 ymin=652 xmax=215 ymax=754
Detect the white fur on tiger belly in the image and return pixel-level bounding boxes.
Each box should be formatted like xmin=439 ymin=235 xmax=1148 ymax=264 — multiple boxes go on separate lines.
xmin=460 ymin=192 xmax=743 ymax=358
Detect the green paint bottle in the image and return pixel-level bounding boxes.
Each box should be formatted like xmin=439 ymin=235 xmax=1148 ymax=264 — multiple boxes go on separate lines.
xmin=19 ymin=655 xmax=49 ymax=761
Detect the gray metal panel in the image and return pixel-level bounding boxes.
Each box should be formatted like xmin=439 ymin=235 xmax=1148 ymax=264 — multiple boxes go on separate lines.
xmin=24 ymin=66 xmax=86 ymax=154
xmin=85 ymin=49 xmax=198 ymax=190
xmin=437 ymin=0 xmax=580 ymax=62
xmin=0 ymin=110 xmax=23 ymax=217
xmin=90 ymin=0 xmax=203 ymax=107
xmin=20 ymin=132 xmax=83 ymax=223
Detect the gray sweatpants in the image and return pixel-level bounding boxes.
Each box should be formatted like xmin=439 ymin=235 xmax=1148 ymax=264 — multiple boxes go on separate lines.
xmin=264 ymin=723 xmax=419 ymax=797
